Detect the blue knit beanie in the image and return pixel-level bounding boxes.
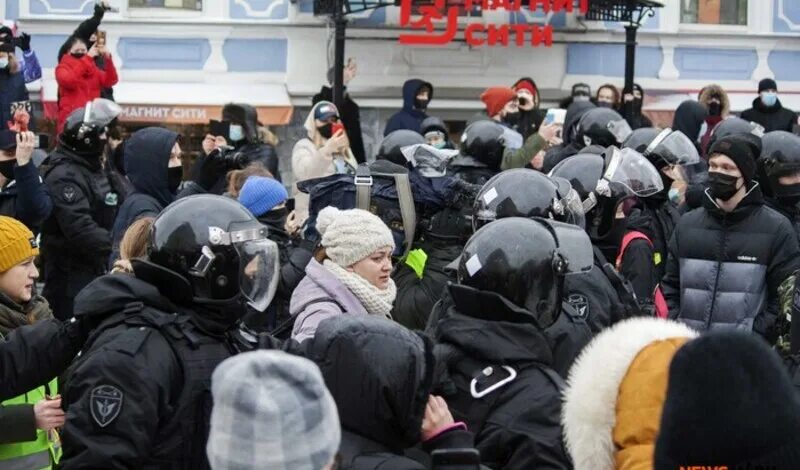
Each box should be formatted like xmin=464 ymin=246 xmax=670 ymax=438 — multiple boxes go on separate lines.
xmin=239 ymin=176 xmax=288 ymax=217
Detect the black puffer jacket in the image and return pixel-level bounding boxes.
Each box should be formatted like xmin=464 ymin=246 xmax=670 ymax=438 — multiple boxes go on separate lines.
xmin=740 ymin=97 xmax=797 ymax=134
xmin=662 ymin=187 xmax=800 ymax=339
xmin=429 ymin=284 xmax=571 ymax=470
xmin=304 ymin=316 xmax=479 ymax=470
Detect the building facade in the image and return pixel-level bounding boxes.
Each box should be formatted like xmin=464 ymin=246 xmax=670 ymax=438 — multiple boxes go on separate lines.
xmin=2 ymin=0 xmax=799 ymax=177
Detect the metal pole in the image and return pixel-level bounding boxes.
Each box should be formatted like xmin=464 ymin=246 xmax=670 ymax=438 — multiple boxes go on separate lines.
xmin=332 ymin=11 xmax=347 ymax=111
xmin=623 ymin=23 xmax=637 ymax=118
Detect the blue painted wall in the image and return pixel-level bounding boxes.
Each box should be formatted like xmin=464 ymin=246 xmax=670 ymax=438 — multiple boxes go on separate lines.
xmin=567 ymin=44 xmax=662 ymax=78
xmin=769 ymin=50 xmax=800 ymax=81
xmin=29 ymin=34 xmax=70 ymax=68
xmin=223 ymin=38 xmax=287 ymax=72
xmin=230 ymin=0 xmax=289 ymax=20
xmin=30 ymin=0 xmax=91 ymax=16
xmin=117 ymin=38 xmax=211 ymax=70
xmin=773 ymin=0 xmax=800 ymax=33
xmin=673 ymin=47 xmax=757 ymax=80
xmin=5 ymin=0 xmax=20 ymax=19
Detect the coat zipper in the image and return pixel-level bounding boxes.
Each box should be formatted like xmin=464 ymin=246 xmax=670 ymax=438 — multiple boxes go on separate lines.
xmin=706 ymin=215 xmax=728 ymax=329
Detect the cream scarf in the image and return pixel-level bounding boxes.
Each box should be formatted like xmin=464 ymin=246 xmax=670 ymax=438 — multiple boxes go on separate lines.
xmin=323 ymin=260 xmax=396 ymax=319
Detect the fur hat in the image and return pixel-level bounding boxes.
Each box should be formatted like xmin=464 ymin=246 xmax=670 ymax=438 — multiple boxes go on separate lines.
xmin=317 ymin=206 xmax=395 ymax=267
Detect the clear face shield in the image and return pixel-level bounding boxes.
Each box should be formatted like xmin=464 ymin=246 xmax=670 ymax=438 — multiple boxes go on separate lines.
xmin=205 ymin=225 xmax=280 ymax=312
xmin=401 ymin=144 xmax=460 ymax=177
xmin=550 ymin=177 xmax=586 ymax=229
xmin=607 ymin=118 xmax=633 ymax=144
xmin=645 ymin=129 xmax=701 ymax=182
xmin=597 ymin=147 xmax=664 ymax=199
xmin=85 ymin=98 xmax=122 ymax=128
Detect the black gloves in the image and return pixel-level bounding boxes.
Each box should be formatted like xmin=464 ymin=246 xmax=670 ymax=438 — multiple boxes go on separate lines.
xmin=15 ymin=33 xmax=31 ymax=52
xmin=190 ymin=149 xmax=229 ymax=192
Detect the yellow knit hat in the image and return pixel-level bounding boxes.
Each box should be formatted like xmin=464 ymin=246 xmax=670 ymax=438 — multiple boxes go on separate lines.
xmin=0 ymin=216 xmax=38 ymax=273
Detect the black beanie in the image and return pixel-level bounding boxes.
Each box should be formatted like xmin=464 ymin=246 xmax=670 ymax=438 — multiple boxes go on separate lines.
xmin=654 ymin=331 xmax=800 ymax=470
xmin=708 ymin=134 xmax=762 ymax=184
xmin=759 ymin=78 xmax=778 ymax=93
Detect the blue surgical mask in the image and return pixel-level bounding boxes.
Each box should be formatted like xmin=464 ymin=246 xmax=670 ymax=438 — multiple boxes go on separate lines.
xmin=432 ymin=141 xmax=447 ymax=150
xmin=668 ymin=187 xmax=681 ymax=204
xmin=0 ymin=57 xmax=8 ymax=69
xmin=761 ymin=92 xmax=778 ymax=107
xmin=229 ymin=124 xmax=244 ymax=142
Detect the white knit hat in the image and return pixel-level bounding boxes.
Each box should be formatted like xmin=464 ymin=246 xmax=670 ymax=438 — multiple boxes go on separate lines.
xmin=317 ymin=206 xmax=395 ymax=267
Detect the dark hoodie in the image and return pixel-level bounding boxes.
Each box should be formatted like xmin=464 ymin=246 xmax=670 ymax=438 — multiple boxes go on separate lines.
xmin=542 ymin=101 xmax=599 ymax=173
xmin=513 ymin=77 xmax=547 ymax=140
xmin=304 ymin=315 xmax=478 ymax=470
xmin=384 ymin=79 xmax=433 ymax=136
xmin=108 ymin=127 xmax=178 ymax=267
xmin=430 ymin=284 xmax=572 ymax=470
xmin=621 ymin=84 xmax=653 ymax=130
xmin=741 ymin=96 xmax=797 ymax=134
xmin=221 ymin=103 xmax=280 ymax=180
xmin=672 ymin=101 xmax=710 ymax=209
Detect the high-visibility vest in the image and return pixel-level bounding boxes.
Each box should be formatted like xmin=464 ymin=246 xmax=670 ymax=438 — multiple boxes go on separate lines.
xmin=0 ymin=377 xmax=61 ymax=470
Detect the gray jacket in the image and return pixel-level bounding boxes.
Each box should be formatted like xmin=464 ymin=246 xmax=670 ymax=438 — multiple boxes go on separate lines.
xmin=290 ymin=259 xmax=368 ymax=342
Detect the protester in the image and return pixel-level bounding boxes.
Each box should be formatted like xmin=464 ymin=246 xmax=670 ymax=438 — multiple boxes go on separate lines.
xmin=41 ymin=98 xmax=121 ymax=320
xmin=662 ymin=134 xmax=800 ymax=339
xmin=513 ymin=77 xmax=546 ymax=139
xmin=479 ymin=86 xmax=558 ymax=171
xmin=290 ymin=207 xmax=395 ymax=342
xmin=559 ymin=82 xmax=592 ymax=109
xmin=671 ymin=100 xmax=708 ymax=150
xmin=225 ymin=162 xmax=272 ymax=199
xmin=313 ymin=61 xmax=366 ymax=164
xmin=1 ymin=23 xmax=42 ymax=85
xmin=563 ymin=318 xmax=697 ymax=470
xmin=221 ymin=103 xmax=280 ymax=180
xmin=741 ymin=78 xmax=797 ymax=133
xmin=60 ymin=195 xmax=279 ymax=468
xmin=427 ymin=218 xmax=583 ymax=468
xmin=0 ymin=130 xmax=52 ymax=232
xmin=595 ymin=83 xmax=620 ymax=109
xmin=0 ymin=216 xmax=62 ymax=468
xmin=55 ymin=36 xmax=118 ymax=134
xmin=291 ymin=101 xmax=357 ymax=228
xmin=109 ymin=127 xmax=181 ymax=266
xmin=0 ymin=32 xmax=29 ymax=133
xmin=542 ymin=100 xmax=601 ymax=173
xmin=104 ymin=137 xmax=133 ymax=206
xmin=655 ymin=331 xmax=800 ymax=470
xmin=384 ymin=78 xmax=433 ymax=136
xmin=620 ymin=83 xmax=653 ymax=130
xmin=207 ymin=350 xmax=341 ymax=470
xmin=110 ymin=216 xmax=153 ymax=275
xmin=698 ymin=84 xmax=730 ymax=149
xmin=57 ymin=1 xmax=114 ymax=100
xmin=305 ymin=316 xmax=480 ymax=469
xmin=420 ymin=116 xmax=452 ymax=150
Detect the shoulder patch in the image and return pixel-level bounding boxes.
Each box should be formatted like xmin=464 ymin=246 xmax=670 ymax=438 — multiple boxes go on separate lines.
xmin=90 ymin=385 xmax=123 ymax=428
xmin=61 ymin=184 xmax=77 ymax=203
xmin=567 ymin=293 xmax=589 ymax=319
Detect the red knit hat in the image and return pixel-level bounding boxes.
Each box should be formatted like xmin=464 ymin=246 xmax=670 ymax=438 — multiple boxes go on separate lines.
xmin=481 ymin=87 xmax=518 ymax=117
xmin=514 ymin=80 xmax=536 ymax=96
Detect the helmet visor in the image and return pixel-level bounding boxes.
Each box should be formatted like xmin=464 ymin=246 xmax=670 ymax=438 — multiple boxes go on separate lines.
xmin=551 ymin=177 xmax=586 ymax=229
xmin=237 ymin=238 xmax=279 ymax=312
xmin=86 ymin=98 xmax=122 ymax=128
xmin=603 ymin=147 xmax=664 ymax=197
xmin=607 ymin=118 xmax=633 ymax=144
xmin=401 ymin=144 xmax=459 ymax=177
xmin=648 ymin=130 xmax=701 ymax=166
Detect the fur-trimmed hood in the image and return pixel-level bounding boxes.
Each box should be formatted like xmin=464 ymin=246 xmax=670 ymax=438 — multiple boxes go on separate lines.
xmin=562 ymin=318 xmax=698 ymax=470
xmin=698 ymin=84 xmax=731 ymax=117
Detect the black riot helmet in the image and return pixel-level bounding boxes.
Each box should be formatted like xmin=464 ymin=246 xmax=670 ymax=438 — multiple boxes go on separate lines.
xmin=377 ymin=130 xmax=425 ymax=165
xmin=458 ymin=217 xmax=593 ymax=327
xmin=461 ymin=120 xmax=506 ymax=170
xmin=575 ymin=108 xmax=632 ymax=149
xmin=472 ymin=169 xmax=585 ymax=231
xmin=622 ymin=127 xmax=661 ymax=154
xmin=707 ymin=117 xmax=764 ymax=150
xmin=760 ymin=131 xmax=800 ymax=204
xmin=59 ymin=98 xmax=121 ymax=158
xmin=132 ymin=195 xmax=279 ymax=315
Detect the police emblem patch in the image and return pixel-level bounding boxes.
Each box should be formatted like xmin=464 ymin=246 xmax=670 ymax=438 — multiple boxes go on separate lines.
xmin=90 ymin=385 xmax=123 ymax=428
xmin=567 ymin=294 xmax=589 ymax=319
xmin=62 ymin=185 xmax=77 ymax=203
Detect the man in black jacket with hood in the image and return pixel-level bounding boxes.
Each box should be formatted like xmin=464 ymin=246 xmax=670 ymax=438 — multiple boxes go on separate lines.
xmin=741 ymin=78 xmax=797 ymax=133
xmin=108 ymin=126 xmax=181 ymax=267
xmin=663 ymin=134 xmax=800 ymax=340
xmin=428 ymin=217 xmax=587 ymax=469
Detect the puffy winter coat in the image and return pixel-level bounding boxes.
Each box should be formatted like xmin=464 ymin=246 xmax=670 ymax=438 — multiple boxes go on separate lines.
xmin=429 ymin=284 xmax=572 ymax=470
xmin=55 ymin=53 xmax=118 ymax=133
xmin=562 ymin=318 xmax=697 ymax=470
xmin=740 ymin=97 xmax=797 ymax=134
xmin=384 ymin=79 xmax=432 ymax=136
xmin=662 ymin=187 xmax=800 ymax=339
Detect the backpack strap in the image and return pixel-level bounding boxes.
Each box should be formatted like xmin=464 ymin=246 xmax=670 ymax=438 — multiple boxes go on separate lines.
xmin=354 ymin=164 xmax=373 ymax=211
xmin=393 ymin=172 xmax=417 ymax=258
xmin=615 ymin=230 xmax=653 ymax=271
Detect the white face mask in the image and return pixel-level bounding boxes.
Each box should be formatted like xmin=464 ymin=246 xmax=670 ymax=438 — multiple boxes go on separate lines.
xmin=0 ymin=57 xmax=8 ymax=69
xmin=229 ymin=124 xmax=244 ymax=142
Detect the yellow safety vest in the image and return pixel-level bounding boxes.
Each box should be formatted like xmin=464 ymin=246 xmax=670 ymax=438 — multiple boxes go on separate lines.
xmin=0 ymin=377 xmax=61 ymax=470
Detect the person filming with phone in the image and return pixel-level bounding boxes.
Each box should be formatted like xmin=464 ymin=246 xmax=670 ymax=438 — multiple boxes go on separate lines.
xmin=0 ymin=130 xmax=52 ymax=233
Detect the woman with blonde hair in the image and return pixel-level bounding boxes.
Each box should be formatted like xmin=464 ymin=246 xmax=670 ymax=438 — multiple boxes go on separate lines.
xmin=111 ymin=216 xmax=154 ymax=274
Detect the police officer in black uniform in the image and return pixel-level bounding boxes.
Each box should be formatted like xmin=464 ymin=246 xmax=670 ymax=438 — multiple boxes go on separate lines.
xmin=60 ymin=195 xmax=280 ymax=469
xmin=427 ymin=217 xmax=590 ymax=469
xmin=449 ymin=120 xmax=505 ymax=186
xmin=41 ymin=98 xmax=122 ymax=320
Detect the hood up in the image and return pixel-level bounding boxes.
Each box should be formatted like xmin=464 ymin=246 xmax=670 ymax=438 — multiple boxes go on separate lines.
xmin=124 ymin=127 xmax=179 ymax=207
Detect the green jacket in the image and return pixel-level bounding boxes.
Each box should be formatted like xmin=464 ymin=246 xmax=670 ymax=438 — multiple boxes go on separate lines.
xmin=501 ymin=133 xmax=547 ymax=171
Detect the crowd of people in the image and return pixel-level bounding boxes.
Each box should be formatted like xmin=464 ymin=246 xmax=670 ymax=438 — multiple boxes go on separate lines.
xmin=2 ymin=5 xmax=800 ymax=468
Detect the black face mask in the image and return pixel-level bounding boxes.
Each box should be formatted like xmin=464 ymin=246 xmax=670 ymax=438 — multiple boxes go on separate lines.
xmin=0 ymin=160 xmax=14 ymax=181
xmin=414 ymin=98 xmax=429 ymax=111
xmin=631 ymin=98 xmax=643 ymax=113
xmin=503 ymin=111 xmax=520 ymax=127
xmin=708 ymin=172 xmax=742 ymax=201
xmin=708 ymin=102 xmax=722 ymax=116
xmin=260 ymin=207 xmax=288 ymax=229
xmin=168 ymin=166 xmax=183 ymax=194
xmin=318 ymin=123 xmax=333 ymax=139
xmin=71 ymin=52 xmax=86 ymax=59
xmin=518 ymin=97 xmax=530 ymax=107
xmin=777 ymin=183 xmax=800 ymax=207
xmin=597 ymin=101 xmax=614 ymax=109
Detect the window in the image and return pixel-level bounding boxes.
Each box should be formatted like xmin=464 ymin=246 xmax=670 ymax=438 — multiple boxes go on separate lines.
xmin=681 ymin=0 xmax=747 ymax=25
xmin=128 ymin=0 xmax=202 ymax=10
